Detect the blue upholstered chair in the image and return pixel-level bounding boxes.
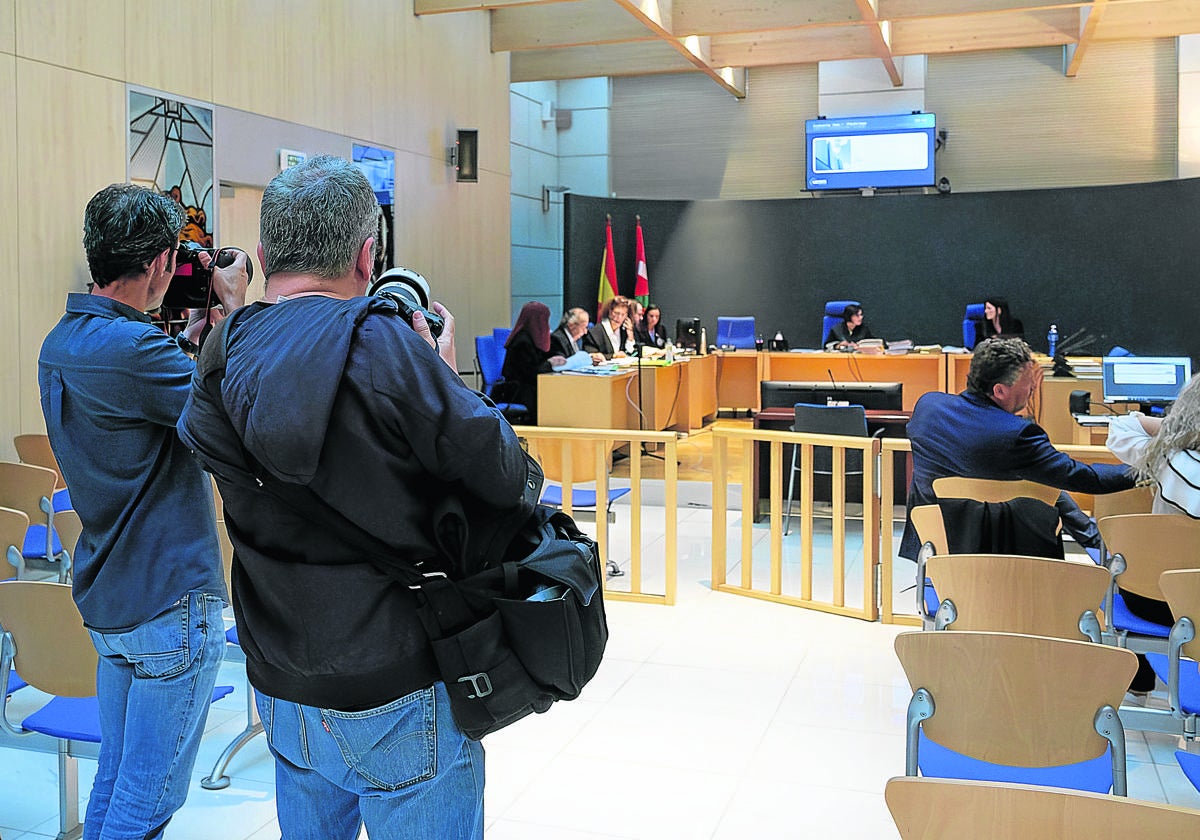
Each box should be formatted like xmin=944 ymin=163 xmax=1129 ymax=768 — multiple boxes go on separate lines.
xmin=493 ymin=326 xmax=511 ymax=346
xmin=474 ymin=334 xmax=528 ymax=420
xmin=0 ymin=580 xmax=232 ymax=838
xmin=822 ymin=300 xmax=860 ymax=347
xmin=963 ymin=303 xmax=987 ymax=349
xmin=716 ymin=316 xmax=756 ymax=349
xmin=896 ymin=630 xmax=1136 ymax=795
xmin=0 ymin=461 xmax=70 ymax=582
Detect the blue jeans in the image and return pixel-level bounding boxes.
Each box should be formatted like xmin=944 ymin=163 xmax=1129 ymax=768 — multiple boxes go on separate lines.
xmin=85 ymin=591 xmax=226 ymax=840
xmin=257 ymin=682 xmax=484 ymax=840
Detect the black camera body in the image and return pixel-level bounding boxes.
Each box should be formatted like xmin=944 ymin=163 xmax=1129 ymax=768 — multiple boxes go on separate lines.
xmin=163 ymin=242 xmax=254 ymax=309
xmin=368 ymin=267 xmax=444 ymax=339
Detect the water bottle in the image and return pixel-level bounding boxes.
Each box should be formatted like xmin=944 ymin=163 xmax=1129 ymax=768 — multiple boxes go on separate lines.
xmin=665 ymin=339 xmax=675 ymax=363
xmin=755 ymin=334 xmax=765 ymax=352
xmin=1047 ymin=324 xmax=1058 ymax=358
xmin=699 ymin=327 xmax=707 ymax=355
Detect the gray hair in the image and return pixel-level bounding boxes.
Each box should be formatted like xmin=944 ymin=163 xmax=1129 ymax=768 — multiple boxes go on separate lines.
xmin=562 ymin=307 xmax=589 ymax=328
xmin=259 ymin=155 xmax=380 ymax=280
xmin=966 ymin=338 xmax=1034 ymax=397
xmin=83 ymin=184 xmax=185 ymax=287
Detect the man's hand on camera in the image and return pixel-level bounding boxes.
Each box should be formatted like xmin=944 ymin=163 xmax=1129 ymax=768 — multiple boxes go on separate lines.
xmin=198 ymin=249 xmax=250 ymax=312
xmin=412 ymin=301 xmax=457 ymax=371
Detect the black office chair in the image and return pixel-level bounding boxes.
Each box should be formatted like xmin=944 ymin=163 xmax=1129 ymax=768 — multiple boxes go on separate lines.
xmin=784 ymin=403 xmax=868 ymax=536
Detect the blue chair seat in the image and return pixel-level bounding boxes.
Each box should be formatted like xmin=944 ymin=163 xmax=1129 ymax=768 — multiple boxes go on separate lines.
xmin=917 ymin=729 xmax=1115 ymax=794
xmin=540 ymin=486 xmax=631 ymax=508
xmin=1112 ymin=592 xmax=1172 ymax=638
xmin=1146 ymin=653 xmax=1200 ymax=715
xmin=22 ymin=524 xmax=63 ymax=559
xmin=923 ymin=578 xmax=939 ymax=618
xmin=1177 ymin=750 xmax=1200 ymax=792
xmin=226 ymin=625 xmax=240 ymax=646
xmin=52 ymin=488 xmax=72 ymax=512
xmin=22 ymin=685 xmax=234 ymax=741
xmin=5 ymin=671 xmax=26 ymax=695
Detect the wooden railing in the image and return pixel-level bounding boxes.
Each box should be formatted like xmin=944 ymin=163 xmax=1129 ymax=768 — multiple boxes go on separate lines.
xmin=513 ymin=426 xmax=679 ymax=606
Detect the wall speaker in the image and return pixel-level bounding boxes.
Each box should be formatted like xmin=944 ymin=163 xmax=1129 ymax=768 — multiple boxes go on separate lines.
xmin=450 ymin=129 xmax=478 ymax=183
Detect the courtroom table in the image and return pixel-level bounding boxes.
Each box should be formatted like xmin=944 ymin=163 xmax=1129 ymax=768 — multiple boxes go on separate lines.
xmin=716 ymin=350 xmax=946 ymax=413
xmin=537 ymin=353 xmax=717 ymax=433
xmin=751 ymin=407 xmax=912 ymax=522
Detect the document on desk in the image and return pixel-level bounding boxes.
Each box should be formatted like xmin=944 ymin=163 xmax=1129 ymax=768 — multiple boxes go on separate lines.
xmin=552 ymin=351 xmax=597 ymax=372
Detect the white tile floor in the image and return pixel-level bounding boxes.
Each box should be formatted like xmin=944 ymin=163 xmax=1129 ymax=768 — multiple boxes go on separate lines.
xmin=3 ymin=505 xmax=1200 ymax=839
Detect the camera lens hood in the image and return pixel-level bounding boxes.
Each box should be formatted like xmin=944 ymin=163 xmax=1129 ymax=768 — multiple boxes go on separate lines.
xmin=369 ymin=267 xmax=430 ymax=309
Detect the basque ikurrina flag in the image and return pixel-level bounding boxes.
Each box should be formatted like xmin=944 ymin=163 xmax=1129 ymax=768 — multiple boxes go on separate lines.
xmin=633 ymin=216 xmax=649 ymax=307
xmin=597 ymin=215 xmax=618 ymax=319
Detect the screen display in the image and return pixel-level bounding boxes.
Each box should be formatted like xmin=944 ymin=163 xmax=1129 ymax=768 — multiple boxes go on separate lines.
xmin=1102 ymin=356 xmax=1192 ymax=403
xmin=805 ymin=113 xmax=936 ymax=191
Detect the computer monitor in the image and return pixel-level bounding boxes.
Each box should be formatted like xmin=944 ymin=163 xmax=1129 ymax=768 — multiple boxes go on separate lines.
xmin=759 ymin=380 xmax=904 ymax=411
xmin=1102 ymin=356 xmax=1192 ymax=404
xmin=675 ymin=317 xmax=701 ymax=352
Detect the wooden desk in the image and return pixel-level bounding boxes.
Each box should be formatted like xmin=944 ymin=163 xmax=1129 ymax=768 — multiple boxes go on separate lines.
xmin=715 ymin=351 xmax=762 ymax=410
xmin=759 ymin=352 xmax=946 ymax=413
xmin=537 ymin=355 xmax=717 ymax=433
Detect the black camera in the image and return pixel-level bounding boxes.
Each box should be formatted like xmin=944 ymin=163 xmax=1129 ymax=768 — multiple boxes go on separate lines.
xmin=368 ymin=267 xmax=444 ymax=339
xmin=163 ymin=242 xmax=254 ymax=309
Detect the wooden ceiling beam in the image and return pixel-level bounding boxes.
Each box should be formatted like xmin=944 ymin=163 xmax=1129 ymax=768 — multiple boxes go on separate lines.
xmin=855 ymin=0 xmax=903 ymax=85
xmin=509 ymin=40 xmax=697 ymax=81
xmin=415 ymin=0 xmax=568 ymax=13
xmin=890 ymin=8 xmax=1079 ymax=55
xmin=672 ymin=0 xmax=863 ymax=34
xmin=611 ymin=0 xmax=747 ymax=97
xmin=1064 ymin=0 xmax=1106 ymax=76
xmin=492 ymin=0 xmax=653 ymax=51
xmin=1093 ymin=0 xmax=1200 ymax=39
xmin=712 ymin=25 xmax=879 ymax=66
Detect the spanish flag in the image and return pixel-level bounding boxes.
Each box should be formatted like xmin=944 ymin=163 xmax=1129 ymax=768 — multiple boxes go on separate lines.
xmin=597 ymin=215 xmax=618 ymax=320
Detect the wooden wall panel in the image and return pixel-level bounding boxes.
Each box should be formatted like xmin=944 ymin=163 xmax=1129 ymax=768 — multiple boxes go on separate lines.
xmin=927 ymin=42 xmax=1177 ymax=192
xmin=211 ymin=0 xmax=287 ymax=121
xmin=125 ymin=0 xmax=214 ymax=102
xmin=15 ymin=59 xmax=125 ymax=434
xmin=218 ymin=185 xmax=264 ymax=297
xmin=0 ymin=55 xmax=18 ymax=459
xmin=15 ymin=0 xmax=124 ymax=79
xmin=1 ymin=0 xmax=15 ymax=55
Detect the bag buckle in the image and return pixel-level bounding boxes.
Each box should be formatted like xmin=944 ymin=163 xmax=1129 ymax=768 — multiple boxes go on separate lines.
xmin=457 ymin=672 xmax=493 ymax=699
xmin=407 ymin=570 xmax=448 ymax=590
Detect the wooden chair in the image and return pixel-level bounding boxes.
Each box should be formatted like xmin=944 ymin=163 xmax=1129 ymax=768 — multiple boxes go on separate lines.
xmin=0 ymin=461 xmax=68 ymax=581
xmin=14 ymin=433 xmax=71 ymax=512
xmin=895 ymin=630 xmax=1137 ymax=794
xmin=885 ymin=777 xmax=1200 ymax=839
xmin=0 ymin=506 xmax=29 ymax=583
xmin=1097 ymin=513 xmax=1200 ymax=654
xmin=1137 ymin=569 xmax=1200 ymax=743
xmin=913 ymin=478 xmax=1060 ymax=629
xmin=927 ymin=553 xmax=1110 ymax=642
xmin=1090 ymin=485 xmax=1154 ymax=563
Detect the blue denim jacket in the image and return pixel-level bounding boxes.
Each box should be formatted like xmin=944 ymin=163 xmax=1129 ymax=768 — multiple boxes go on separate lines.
xmin=38 ymin=293 xmax=226 ymax=632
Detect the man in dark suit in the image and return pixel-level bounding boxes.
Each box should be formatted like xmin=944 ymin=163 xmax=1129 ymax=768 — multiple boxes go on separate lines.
xmin=900 ymin=338 xmax=1134 ymax=560
xmin=551 ymin=307 xmax=588 ymax=357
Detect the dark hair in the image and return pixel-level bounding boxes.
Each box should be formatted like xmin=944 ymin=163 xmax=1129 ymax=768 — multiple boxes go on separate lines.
xmin=967 ymin=338 xmax=1034 ymax=397
xmin=841 ymin=304 xmax=863 ymax=324
xmin=83 ymin=184 xmax=185 ymax=287
xmin=644 ymin=303 xmax=660 ymax=318
xmin=600 ymin=295 xmax=631 ymax=321
xmin=985 ymin=296 xmax=1016 ymax=334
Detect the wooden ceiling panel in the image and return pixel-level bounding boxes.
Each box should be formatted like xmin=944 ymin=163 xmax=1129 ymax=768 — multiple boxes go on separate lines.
xmin=712 ymin=25 xmax=878 ymax=67
xmin=672 ymin=0 xmax=864 ymax=35
xmin=510 ymin=40 xmax=696 ymax=81
xmin=881 ymin=0 xmax=1088 ymax=20
xmin=891 ymin=8 xmax=1079 ymax=55
xmin=493 ymin=0 xmax=651 ymax=51
xmin=1094 ymin=0 xmax=1200 ymax=39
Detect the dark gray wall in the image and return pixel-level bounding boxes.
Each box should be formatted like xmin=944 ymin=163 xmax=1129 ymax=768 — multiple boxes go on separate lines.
xmin=564 ymin=179 xmax=1200 ymax=364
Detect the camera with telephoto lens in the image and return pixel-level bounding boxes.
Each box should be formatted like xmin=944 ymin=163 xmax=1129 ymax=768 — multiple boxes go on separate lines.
xmin=368 ymin=267 xmax=444 ymax=339
xmin=164 ymin=241 xmax=254 ymax=309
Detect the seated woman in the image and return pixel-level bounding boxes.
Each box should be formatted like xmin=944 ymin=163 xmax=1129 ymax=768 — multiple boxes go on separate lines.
xmin=583 ymin=295 xmax=637 ymax=358
xmin=982 ymin=296 xmax=1024 ymax=339
xmin=634 ymin=303 xmax=668 ymax=350
xmin=1106 ymin=376 xmax=1200 ymax=689
xmin=500 ymin=301 xmax=565 ymax=424
xmin=824 ymin=304 xmax=875 ymax=350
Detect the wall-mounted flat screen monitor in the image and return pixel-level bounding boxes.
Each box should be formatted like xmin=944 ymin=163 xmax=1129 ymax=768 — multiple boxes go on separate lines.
xmin=805 ymin=113 xmax=936 ymax=191
xmin=760 ymin=380 xmax=904 ymax=412
xmin=1102 ymin=356 xmax=1192 ymax=403
xmin=675 ymin=317 xmax=701 ymax=352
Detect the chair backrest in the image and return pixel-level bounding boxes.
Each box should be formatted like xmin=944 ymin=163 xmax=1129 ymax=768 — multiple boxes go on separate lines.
xmin=493 ymin=326 xmax=511 ymax=346
xmin=895 ymin=630 xmax=1136 ymax=769
xmin=792 ymin=403 xmax=867 ymax=473
xmin=822 ymin=299 xmax=860 ymax=346
xmin=1158 ymin=568 xmax=1200 ymax=662
xmin=0 ymin=507 xmax=29 ymax=582
xmin=1098 ymin=513 xmax=1200 ymax=601
xmin=0 ymin=580 xmax=97 ymax=697
xmin=909 ymin=505 xmax=948 ymax=555
xmin=0 ymin=461 xmax=57 ymax=522
xmin=54 ymin=509 xmax=83 ymax=560
xmin=716 ymin=316 xmax=756 ymax=349
xmin=932 ymin=476 xmax=1060 ymax=506
xmin=13 ymin=434 xmax=65 ymax=488
xmin=963 ymin=302 xmax=986 ymax=349
xmin=1092 ymin=485 xmax=1154 ymax=521
xmin=885 ymin=777 xmax=1200 ymax=839
xmin=926 ymin=553 xmax=1110 ymax=640
xmin=474 ymin=334 xmax=503 ymax=394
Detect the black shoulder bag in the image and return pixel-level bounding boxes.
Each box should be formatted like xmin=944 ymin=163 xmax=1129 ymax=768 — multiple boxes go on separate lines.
xmin=198 ymin=308 xmax=609 ymax=740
